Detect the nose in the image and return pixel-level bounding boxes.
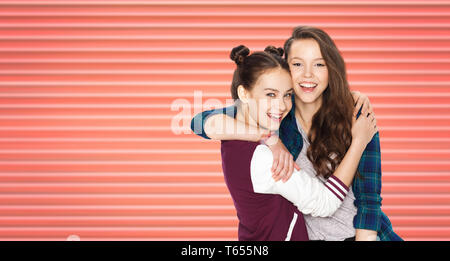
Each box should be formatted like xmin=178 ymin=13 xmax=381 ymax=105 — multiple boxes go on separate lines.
xmin=302 ymin=64 xmax=313 ymax=78
xmin=280 ymin=98 xmax=287 ymax=112
xmin=271 ymin=96 xmax=287 ymax=113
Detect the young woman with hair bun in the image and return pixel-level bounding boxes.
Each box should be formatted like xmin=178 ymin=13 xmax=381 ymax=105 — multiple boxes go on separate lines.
xmin=208 ymin=44 xmax=377 ymax=240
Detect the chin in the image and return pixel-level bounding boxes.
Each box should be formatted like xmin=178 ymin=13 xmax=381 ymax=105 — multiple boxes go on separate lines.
xmin=298 ymin=94 xmax=320 ymax=104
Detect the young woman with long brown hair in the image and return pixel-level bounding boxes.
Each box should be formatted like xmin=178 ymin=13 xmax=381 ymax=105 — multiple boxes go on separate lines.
xmin=191 ymin=26 xmax=402 ymax=241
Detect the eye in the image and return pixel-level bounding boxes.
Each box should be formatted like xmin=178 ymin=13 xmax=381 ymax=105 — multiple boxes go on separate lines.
xmin=292 ymin=63 xmax=302 ymax=67
xmin=284 ymin=93 xmax=293 ymax=98
xmin=266 ymin=93 xmax=276 ymax=97
xmin=315 ymin=63 xmax=326 ymax=67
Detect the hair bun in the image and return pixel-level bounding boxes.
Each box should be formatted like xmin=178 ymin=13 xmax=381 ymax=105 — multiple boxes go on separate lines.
xmin=264 ymin=45 xmax=284 ymax=57
xmin=230 ymin=45 xmax=250 ymax=65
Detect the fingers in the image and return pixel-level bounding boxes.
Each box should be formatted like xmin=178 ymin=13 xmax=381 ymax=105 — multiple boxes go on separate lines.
xmin=283 ymin=156 xmax=294 ymax=183
xmin=372 ymin=113 xmax=378 ymax=133
xmin=367 ymin=101 xmax=374 ymax=116
xmin=281 ymin=153 xmax=290 ymax=181
xmin=369 ymin=112 xmax=376 ymax=126
xmin=352 ymin=110 xmax=357 ymax=125
xmin=353 ymin=98 xmax=363 ymax=118
xmin=361 ymin=98 xmax=370 ymax=117
xmin=272 ymin=152 xmax=285 ymax=182
xmin=351 ymin=90 xmax=361 ymax=104
xmin=368 ymin=112 xmax=375 ymax=122
xmin=353 ymin=92 xmax=374 ymax=118
xmin=273 ymin=152 xmax=297 ymax=183
xmin=271 ymin=153 xmax=279 ymax=173
xmin=368 ymin=113 xmax=378 ymax=136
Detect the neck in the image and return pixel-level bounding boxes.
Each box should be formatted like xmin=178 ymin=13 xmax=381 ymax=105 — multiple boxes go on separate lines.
xmin=294 ymin=96 xmax=322 ymax=133
xmin=235 ymin=103 xmax=259 ymax=129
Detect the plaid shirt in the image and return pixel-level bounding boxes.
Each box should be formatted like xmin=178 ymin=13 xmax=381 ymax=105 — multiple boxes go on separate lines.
xmin=191 ymin=101 xmax=402 ymax=241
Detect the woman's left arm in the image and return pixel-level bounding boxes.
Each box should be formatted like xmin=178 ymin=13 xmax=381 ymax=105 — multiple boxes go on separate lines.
xmin=351 ymin=91 xmax=380 ymax=241
xmin=353 ymin=132 xmax=382 ymax=241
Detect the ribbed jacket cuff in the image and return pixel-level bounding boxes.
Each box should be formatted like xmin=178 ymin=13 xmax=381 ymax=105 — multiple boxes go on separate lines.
xmin=325 ymin=175 xmax=349 ymax=201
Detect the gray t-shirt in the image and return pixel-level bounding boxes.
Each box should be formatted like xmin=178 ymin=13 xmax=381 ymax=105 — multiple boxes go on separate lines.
xmin=295 ymin=119 xmax=357 ymax=241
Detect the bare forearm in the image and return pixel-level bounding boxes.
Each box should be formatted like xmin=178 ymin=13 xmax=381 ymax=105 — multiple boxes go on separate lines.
xmin=332 ymin=140 xmax=366 ymax=187
xmin=204 ymin=114 xmax=262 ymax=141
xmin=355 ymin=229 xmax=378 ymax=241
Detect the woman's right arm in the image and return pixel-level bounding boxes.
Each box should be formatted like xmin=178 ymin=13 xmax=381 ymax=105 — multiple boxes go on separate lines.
xmin=190 ymin=106 xmax=268 ymax=141
xmin=191 ymin=107 xmax=297 ymax=180
xmin=204 ymin=113 xmax=265 ymax=141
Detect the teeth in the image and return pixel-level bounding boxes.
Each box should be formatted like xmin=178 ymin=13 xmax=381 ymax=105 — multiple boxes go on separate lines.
xmin=268 ymin=113 xmax=281 ymax=119
xmin=300 ymin=83 xmax=317 ymax=88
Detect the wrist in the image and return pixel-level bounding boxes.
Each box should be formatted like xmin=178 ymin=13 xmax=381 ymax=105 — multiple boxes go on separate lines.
xmin=260 ymin=132 xmax=279 ymax=146
xmin=347 ymin=140 xmax=366 ymax=161
xmin=350 ymin=138 xmax=366 ymax=151
xmin=355 ymin=229 xmax=378 ymax=241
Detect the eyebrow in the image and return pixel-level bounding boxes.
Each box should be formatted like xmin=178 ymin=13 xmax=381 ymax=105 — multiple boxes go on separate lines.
xmin=289 ymin=57 xmax=324 ymax=61
xmin=264 ymin=88 xmax=294 ymax=93
xmin=285 ymin=88 xmax=294 ymax=92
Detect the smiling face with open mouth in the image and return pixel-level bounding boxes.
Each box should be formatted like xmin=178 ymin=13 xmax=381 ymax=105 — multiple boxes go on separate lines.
xmin=288 ymin=38 xmax=329 ymax=106
xmin=239 ymin=68 xmax=294 ymax=132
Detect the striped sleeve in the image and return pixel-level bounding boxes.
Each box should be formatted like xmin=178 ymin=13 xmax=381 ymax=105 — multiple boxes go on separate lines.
xmin=325 ymin=175 xmax=350 ymax=202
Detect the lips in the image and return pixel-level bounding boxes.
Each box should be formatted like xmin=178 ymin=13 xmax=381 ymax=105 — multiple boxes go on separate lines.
xmin=299 ymin=82 xmax=317 ymax=93
xmin=267 ymin=112 xmax=282 ymax=123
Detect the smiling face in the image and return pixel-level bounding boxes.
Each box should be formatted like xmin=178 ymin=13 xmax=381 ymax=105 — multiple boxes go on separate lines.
xmin=238 ymin=68 xmax=294 ymax=131
xmin=288 ymin=38 xmax=329 ymax=106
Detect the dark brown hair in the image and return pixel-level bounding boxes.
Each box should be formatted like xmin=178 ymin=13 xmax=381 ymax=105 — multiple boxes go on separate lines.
xmin=284 ymin=26 xmax=356 ymax=179
xmin=230 ymin=45 xmax=289 ymax=101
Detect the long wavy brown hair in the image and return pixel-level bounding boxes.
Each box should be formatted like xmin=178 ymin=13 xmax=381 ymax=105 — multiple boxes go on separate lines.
xmin=284 ymin=26 xmax=356 ymax=179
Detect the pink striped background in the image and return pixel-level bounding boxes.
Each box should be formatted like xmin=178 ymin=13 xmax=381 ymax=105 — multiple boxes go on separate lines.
xmin=0 ymin=0 xmax=449 ymax=240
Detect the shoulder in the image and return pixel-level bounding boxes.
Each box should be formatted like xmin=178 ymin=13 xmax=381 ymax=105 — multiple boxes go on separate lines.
xmin=221 ymin=139 xmax=259 ymax=152
xmin=221 ymin=143 xmax=273 ymax=173
xmin=221 ymin=140 xmax=261 ymax=166
xmin=251 ymin=144 xmax=274 ymax=166
xmin=220 ymin=141 xmax=262 ymax=190
xmin=250 ymin=145 xmax=275 ymax=192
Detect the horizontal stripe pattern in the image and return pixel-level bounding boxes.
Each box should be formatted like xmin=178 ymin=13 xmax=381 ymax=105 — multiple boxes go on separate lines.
xmin=324 ymin=176 xmax=349 ymax=201
xmin=0 ymin=0 xmax=449 ymax=241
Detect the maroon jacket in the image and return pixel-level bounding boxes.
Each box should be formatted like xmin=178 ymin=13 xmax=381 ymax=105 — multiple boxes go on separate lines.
xmin=221 ymin=139 xmax=309 ymax=241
